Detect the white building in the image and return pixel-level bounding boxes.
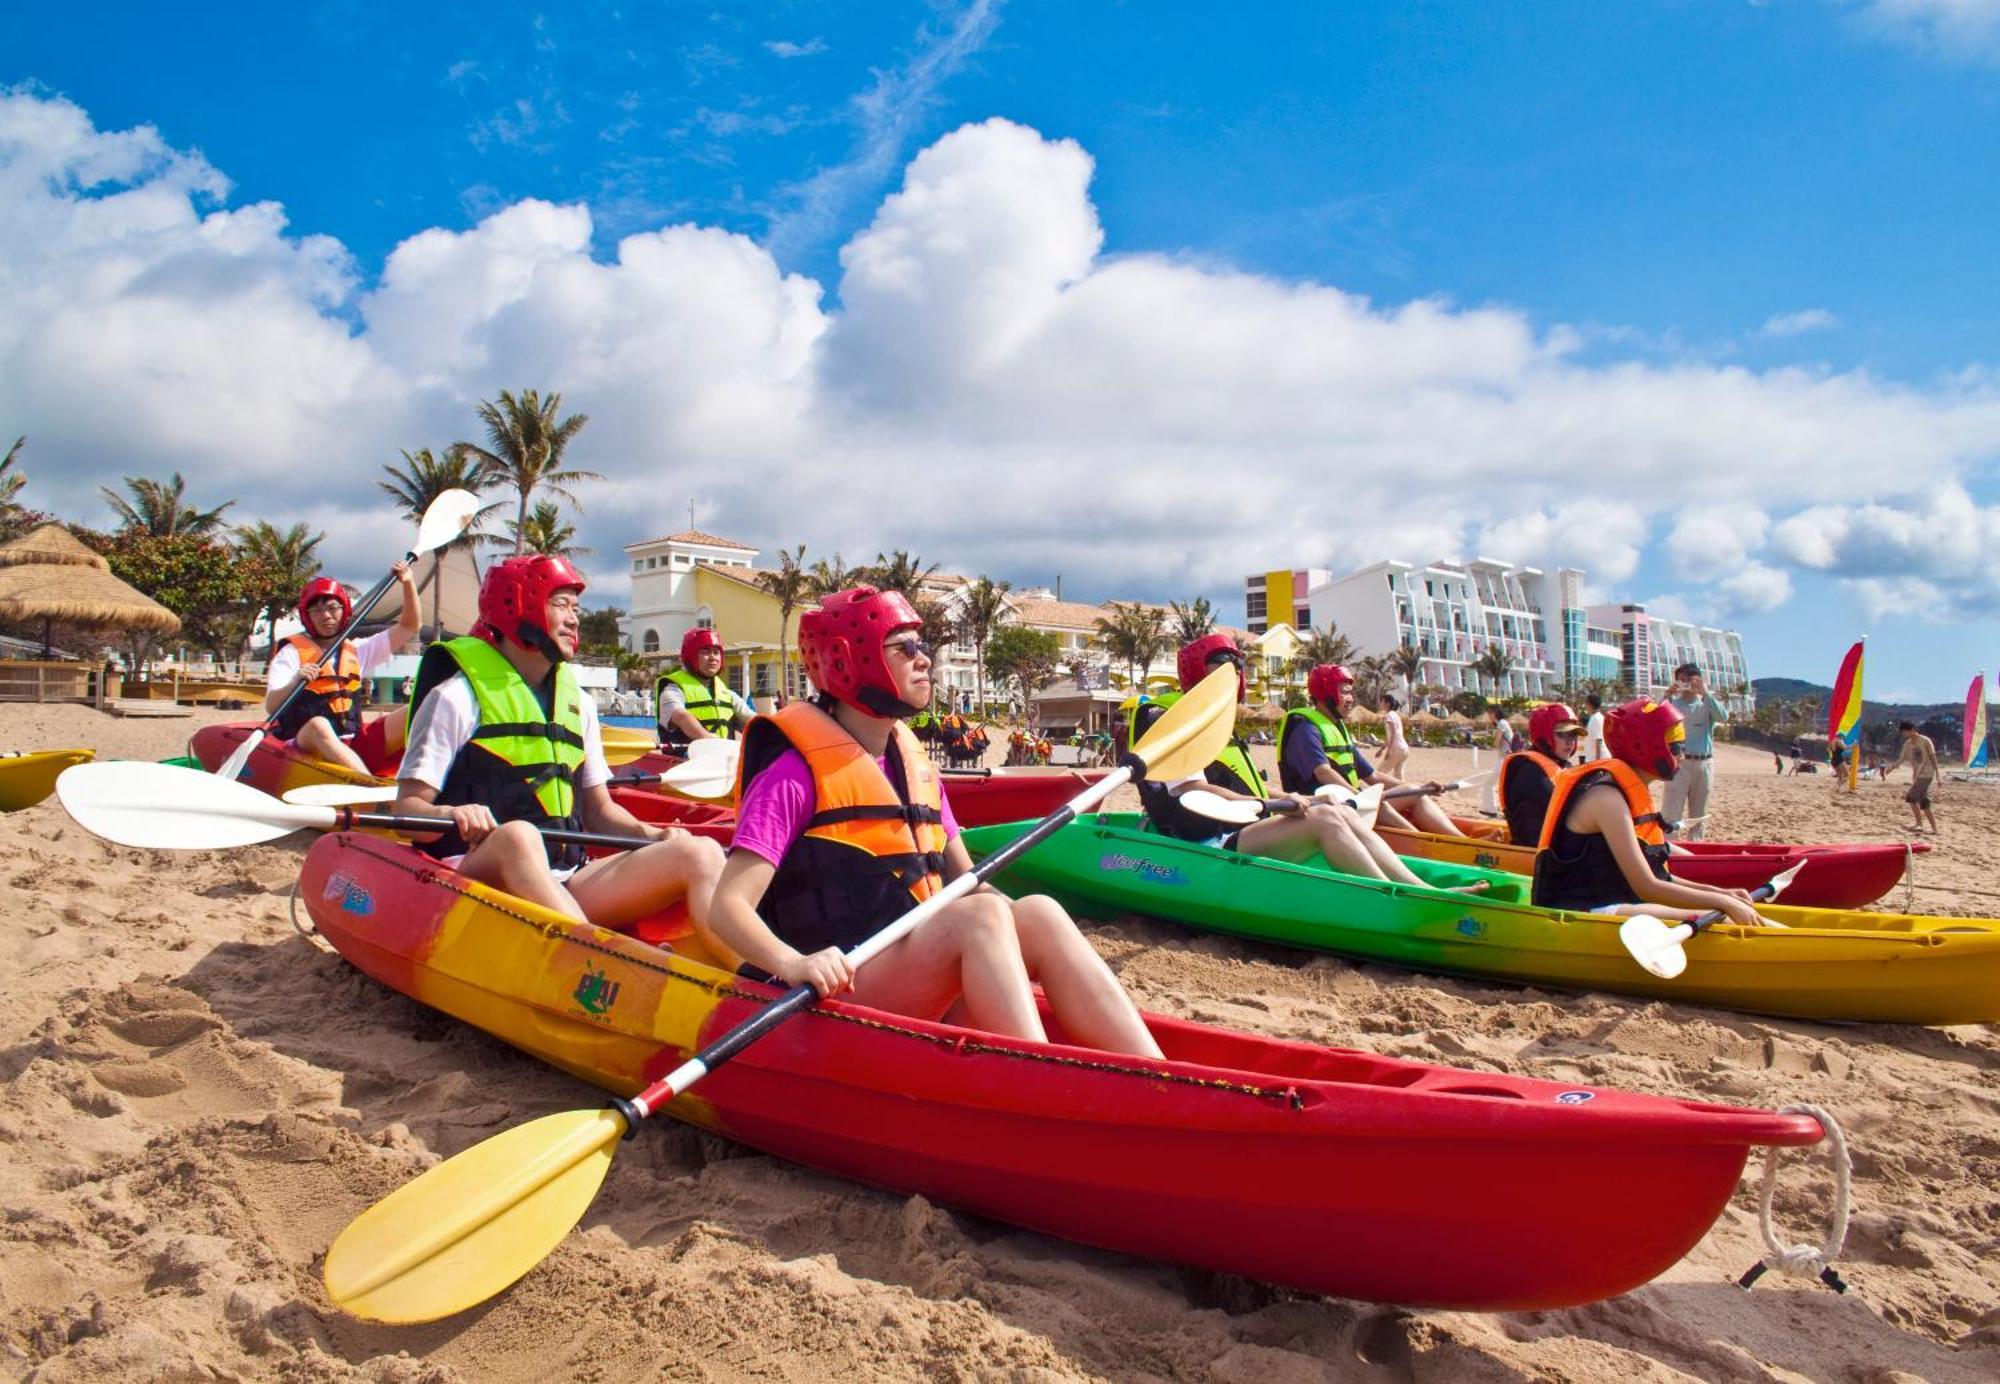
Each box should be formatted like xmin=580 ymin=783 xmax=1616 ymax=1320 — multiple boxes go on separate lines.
xmin=1587 ymin=603 xmax=1754 ymax=715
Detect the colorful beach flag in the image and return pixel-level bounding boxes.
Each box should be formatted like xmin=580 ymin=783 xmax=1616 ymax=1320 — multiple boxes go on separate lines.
xmin=1966 ymin=673 xmax=1990 ymax=769
xmin=1828 ymin=639 xmax=1864 ymax=790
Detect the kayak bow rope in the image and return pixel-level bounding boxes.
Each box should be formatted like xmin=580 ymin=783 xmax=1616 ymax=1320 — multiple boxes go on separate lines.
xmin=318 ymin=663 xmax=1242 ymax=1324
xmin=217 ymin=489 xmax=481 ymax=782
xmin=1616 ymin=861 xmax=1804 ymax=979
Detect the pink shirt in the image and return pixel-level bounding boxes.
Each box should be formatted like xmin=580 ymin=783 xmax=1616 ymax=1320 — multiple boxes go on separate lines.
xmin=733 ymin=747 xmax=960 ymax=867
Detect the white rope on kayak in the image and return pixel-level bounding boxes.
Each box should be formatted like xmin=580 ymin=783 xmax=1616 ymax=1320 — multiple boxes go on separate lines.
xmin=1902 ymin=840 xmax=1915 ymax=913
xmin=287 ymin=877 xmax=335 ymax=953
xmin=1737 ymin=1103 xmax=1851 ymax=1294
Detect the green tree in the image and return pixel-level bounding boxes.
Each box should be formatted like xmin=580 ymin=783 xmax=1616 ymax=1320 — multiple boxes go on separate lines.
xmin=0 ymin=437 xmax=23 ymax=511
xmin=1168 ymin=595 xmax=1217 ymax=643
xmin=863 ymin=549 xmax=938 ymax=597
xmin=578 ymin=605 xmax=626 ymax=651
xmin=956 ymin=575 xmax=1011 ymax=718
xmin=1291 ymin=624 xmax=1354 ymax=676
xmin=1094 ymin=601 xmax=1168 ymax=690
xmin=503 ymin=500 xmax=592 ymax=557
xmin=1388 ymin=641 xmax=1424 ymax=690
xmin=754 ymin=544 xmax=814 ymax=703
xmin=379 ymin=446 xmax=500 ymax=634
xmin=100 ymin=472 xmax=235 ymax=538
xmin=984 ymin=624 xmax=1062 ymax=723
xmin=454 ymin=389 xmax=600 ymax=556
xmin=1473 ymin=644 xmax=1514 ymax=697
xmin=806 ymin=553 xmax=857 ymax=597
xmin=94 ymin=530 xmax=258 ymax=667
xmin=233 ymin=520 xmax=324 ymax=650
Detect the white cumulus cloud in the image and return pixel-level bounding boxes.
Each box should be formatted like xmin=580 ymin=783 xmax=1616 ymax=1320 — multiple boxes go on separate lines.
xmin=1761 ymin=308 xmax=1839 ymax=337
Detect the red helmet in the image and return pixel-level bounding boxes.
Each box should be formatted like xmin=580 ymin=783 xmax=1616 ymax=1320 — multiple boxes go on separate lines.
xmin=1307 ymin=663 xmax=1354 ymax=707
xmin=799 ymin=585 xmax=923 ymax=717
xmin=296 ymin=576 xmax=351 ymax=629
xmin=681 ymin=626 xmax=723 ymax=666
xmin=1528 ymin=702 xmax=1584 ymax=756
xmin=477 ymin=554 xmax=587 ymax=660
xmin=1605 ymin=698 xmax=1686 ymax=778
xmin=1177 ymin=633 xmax=1245 ymax=697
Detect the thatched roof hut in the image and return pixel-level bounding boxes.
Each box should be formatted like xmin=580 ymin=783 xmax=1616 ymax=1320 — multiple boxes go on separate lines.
xmin=0 ymin=525 xmax=181 ymax=640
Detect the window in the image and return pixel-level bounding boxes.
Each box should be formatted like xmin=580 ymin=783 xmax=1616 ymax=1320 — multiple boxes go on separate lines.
xmin=632 ymin=559 xmax=643 ymax=573
xmin=641 ymin=629 xmax=660 ymax=653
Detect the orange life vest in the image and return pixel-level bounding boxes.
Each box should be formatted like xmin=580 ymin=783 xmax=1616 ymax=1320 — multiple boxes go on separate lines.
xmin=1536 ymin=757 xmax=1666 ymax=850
xmin=277 ymin=633 xmax=363 ymax=738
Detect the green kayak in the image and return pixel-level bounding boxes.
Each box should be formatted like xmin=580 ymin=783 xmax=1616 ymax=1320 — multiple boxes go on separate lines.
xmin=958 ymin=813 xmax=2000 ymax=1025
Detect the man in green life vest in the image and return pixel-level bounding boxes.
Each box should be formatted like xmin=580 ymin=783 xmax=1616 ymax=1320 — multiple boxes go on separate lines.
xmin=391 ymin=555 xmax=730 ymax=944
xmin=1279 ymin=664 xmax=1468 ymax=837
xmin=657 ymin=626 xmax=755 ymax=752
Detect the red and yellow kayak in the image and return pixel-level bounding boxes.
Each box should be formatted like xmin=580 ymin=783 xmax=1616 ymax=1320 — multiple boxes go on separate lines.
xmin=299 ymin=831 xmax=1822 ymax=1311
xmin=190 ymin=719 xmax=397 ymax=798
xmin=1380 ymin=815 xmax=1927 ymax=910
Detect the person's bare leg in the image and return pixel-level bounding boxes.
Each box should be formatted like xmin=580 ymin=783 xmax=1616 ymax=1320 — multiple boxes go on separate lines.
xmin=455 ymin=819 xmax=587 ymax=921
xmin=568 ymin=834 xmax=726 ymax=929
xmin=1397 ymin=793 xmax=1465 ymax=837
xmin=1008 ymin=894 xmax=1162 ymax=1057
xmin=847 ymin=893 xmax=1048 ymax=1042
xmin=294 ymin=716 xmax=371 ymax=775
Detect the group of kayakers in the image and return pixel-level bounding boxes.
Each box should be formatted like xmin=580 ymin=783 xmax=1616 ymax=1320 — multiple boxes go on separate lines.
xmin=270 ymin=560 xmax=1777 ymax=1065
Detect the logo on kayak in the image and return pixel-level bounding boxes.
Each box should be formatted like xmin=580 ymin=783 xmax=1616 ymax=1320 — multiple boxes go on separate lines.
xmin=1555 ymin=1090 xmax=1595 ymax=1105
xmin=1454 ymin=915 xmax=1486 ymax=938
xmin=573 ymin=964 xmax=621 ymax=1017
xmin=322 ymin=872 xmax=374 ymax=915
xmin=1474 ymin=851 xmax=1500 ymax=869
xmin=1099 ymin=852 xmax=1189 ymax=887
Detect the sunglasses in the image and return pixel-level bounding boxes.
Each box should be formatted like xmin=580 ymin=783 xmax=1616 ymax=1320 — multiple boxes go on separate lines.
xmin=883 ymin=636 xmax=932 ymax=661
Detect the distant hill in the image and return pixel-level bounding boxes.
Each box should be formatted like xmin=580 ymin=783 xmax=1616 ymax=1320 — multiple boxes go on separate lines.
xmin=1751 ymin=677 xmax=1964 ymax=737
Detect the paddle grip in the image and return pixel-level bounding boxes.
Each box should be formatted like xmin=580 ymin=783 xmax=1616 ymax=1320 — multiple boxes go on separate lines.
xmin=1686 ymin=878 xmax=1785 ymax=937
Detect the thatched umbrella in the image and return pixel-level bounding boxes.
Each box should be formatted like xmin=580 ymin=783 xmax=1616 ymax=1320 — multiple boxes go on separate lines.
xmin=0 ymin=524 xmax=180 ymax=656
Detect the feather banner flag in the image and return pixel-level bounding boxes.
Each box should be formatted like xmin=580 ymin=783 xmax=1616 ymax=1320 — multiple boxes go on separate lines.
xmin=1828 ymin=639 xmax=1864 ymax=789
xmin=1966 ymin=673 xmax=1990 ymax=769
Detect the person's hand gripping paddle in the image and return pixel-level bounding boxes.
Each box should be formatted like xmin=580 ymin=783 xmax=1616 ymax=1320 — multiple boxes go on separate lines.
xmin=315 ymin=663 xmax=1240 ymax=1324
xmin=1176 ymin=769 xmax=1498 ymax=831
xmin=1617 ymin=861 xmax=1803 ymax=979
xmin=216 ymin=489 xmax=481 ymax=782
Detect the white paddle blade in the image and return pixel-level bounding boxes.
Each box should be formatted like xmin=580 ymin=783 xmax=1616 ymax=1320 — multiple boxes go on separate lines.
xmin=1617 ymin=914 xmax=1693 ymax=979
xmin=284 ymin=783 xmax=400 ymax=806
xmin=58 ymin=761 xmax=334 ymax=850
xmin=1765 ymin=860 xmax=1806 ymax=901
xmin=658 ymin=759 xmax=734 ymax=800
xmin=214 ymin=728 xmax=266 ymax=782
xmin=682 ymin=738 xmax=739 ymax=763
xmin=1176 ymin=789 xmax=1263 ymax=827
xmin=414 ymin=488 xmax=483 ymax=553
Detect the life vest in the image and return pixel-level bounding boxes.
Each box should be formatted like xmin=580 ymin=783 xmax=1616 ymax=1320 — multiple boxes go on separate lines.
xmin=736 ymin=702 xmax=948 ymax=955
xmin=409 ymin=636 xmax=587 ymax=869
xmin=1498 ymin=749 xmax=1566 ymax=846
xmin=1276 ymin=706 xmax=1358 ymax=793
xmin=656 ymin=667 xmax=739 ymax=748
xmin=1133 ymin=696 xmax=1269 ymax=840
xmin=1530 ymin=758 xmax=1671 ymax=910
xmin=275 ymin=633 xmax=362 ymax=740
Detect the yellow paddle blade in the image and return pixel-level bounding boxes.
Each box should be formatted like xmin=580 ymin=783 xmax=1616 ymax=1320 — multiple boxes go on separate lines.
xmin=325 ymin=1107 xmax=626 ymax=1323
xmin=1130 ymin=665 xmax=1237 ymax=782
xmin=597 ymin=724 xmax=657 ymax=766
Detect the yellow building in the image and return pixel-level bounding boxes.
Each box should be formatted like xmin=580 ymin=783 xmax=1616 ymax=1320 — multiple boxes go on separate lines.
xmin=622 ymin=532 xmax=809 ymax=709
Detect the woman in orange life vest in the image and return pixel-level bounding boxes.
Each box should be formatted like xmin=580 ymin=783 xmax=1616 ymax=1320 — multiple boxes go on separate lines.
xmin=1138 ymin=637 xmax=1470 ymax=890
xmin=389 ymin=555 xmax=727 ymax=936
xmin=1498 ymin=701 xmax=1585 ymax=846
xmin=704 ymin=586 xmax=1162 ymax=1058
xmin=1531 ymin=698 xmax=1779 ymax=927
xmin=263 ymin=564 xmax=421 ymax=775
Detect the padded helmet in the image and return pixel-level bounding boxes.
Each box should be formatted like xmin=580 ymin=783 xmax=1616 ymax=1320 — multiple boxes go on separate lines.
xmin=1177 ymin=633 xmax=1246 ymax=697
xmin=1528 ymin=702 xmax=1584 ymax=756
xmin=681 ymin=626 xmax=723 ymax=666
xmin=1605 ymin=698 xmax=1685 ymax=778
xmin=799 ymin=585 xmax=923 ymax=717
xmin=1307 ymin=663 xmax=1354 ymax=708
xmin=296 ymin=576 xmax=351 ymax=629
xmin=477 ymin=554 xmax=587 ymax=661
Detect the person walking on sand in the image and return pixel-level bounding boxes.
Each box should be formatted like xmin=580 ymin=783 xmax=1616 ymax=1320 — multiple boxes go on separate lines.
xmin=1581 ymin=693 xmax=1607 ymax=763
xmin=1479 ymin=708 xmax=1515 ymax=816
xmin=1891 ymin=720 xmax=1939 ymax=833
xmin=1377 ymin=692 xmax=1410 ymax=778
xmin=1662 ymin=663 xmax=1726 ymax=839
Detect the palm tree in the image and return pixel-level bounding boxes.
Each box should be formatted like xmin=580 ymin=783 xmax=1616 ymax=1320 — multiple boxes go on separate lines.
xmin=1291 ymin=623 xmax=1355 ymax=677
xmin=1094 ymin=601 xmax=1169 ymax=691
xmin=958 ymin=575 xmax=1012 ymax=718
xmin=1388 ymin=641 xmax=1424 ymax=691
xmin=806 ymin=553 xmax=857 ymax=598
xmin=100 ymin=472 xmax=234 ymax=537
xmin=0 ymin=437 xmax=23 ymax=510
xmin=233 ymin=521 xmax=325 ymax=649
xmin=865 ymin=549 xmax=939 ymax=597
xmin=454 ymin=389 xmax=600 ymax=556
xmin=755 ymin=544 xmax=814 ymax=702
xmin=1168 ymin=596 xmax=1216 ymax=643
xmin=379 ymin=446 xmax=501 ymax=634
xmin=1473 ymin=644 xmax=1514 ymax=698
xmin=503 ymin=500 xmax=593 ymax=557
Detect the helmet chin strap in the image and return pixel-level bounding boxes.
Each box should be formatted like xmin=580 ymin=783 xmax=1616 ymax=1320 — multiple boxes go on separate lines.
xmin=518 ymin=621 xmax=569 ymax=664
xmin=857 ymin=684 xmax=921 ymax=719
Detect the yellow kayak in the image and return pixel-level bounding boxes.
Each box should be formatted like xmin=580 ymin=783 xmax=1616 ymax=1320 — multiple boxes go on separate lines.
xmin=0 ymin=748 xmax=96 ymax=811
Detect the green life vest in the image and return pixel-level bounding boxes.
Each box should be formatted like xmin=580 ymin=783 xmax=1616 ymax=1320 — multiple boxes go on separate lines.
xmin=1278 ymin=705 xmax=1358 ymax=790
xmin=657 ymin=666 xmax=739 ymax=746
xmin=1131 ymin=691 xmax=1266 ymax=797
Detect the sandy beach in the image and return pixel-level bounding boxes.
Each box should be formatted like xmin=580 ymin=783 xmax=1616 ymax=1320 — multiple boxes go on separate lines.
xmin=2 ymin=702 xmax=1996 ymax=1381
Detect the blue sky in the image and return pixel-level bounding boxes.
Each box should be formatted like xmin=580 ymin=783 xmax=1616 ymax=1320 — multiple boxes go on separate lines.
xmin=5 ymin=1 xmax=2000 ymax=699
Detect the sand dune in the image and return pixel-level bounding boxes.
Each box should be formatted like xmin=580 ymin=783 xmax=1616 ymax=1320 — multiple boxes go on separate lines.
xmin=2 ymin=702 xmax=1995 ymax=1380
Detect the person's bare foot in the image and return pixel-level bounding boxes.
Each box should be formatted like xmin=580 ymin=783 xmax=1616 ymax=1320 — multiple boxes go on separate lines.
xmin=1449 ymin=880 xmax=1491 ymax=895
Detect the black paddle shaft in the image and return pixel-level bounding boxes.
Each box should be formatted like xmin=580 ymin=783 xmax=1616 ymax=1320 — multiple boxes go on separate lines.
xmin=336 ymin=809 xmax=652 ymax=852
xmin=1685 ymin=876 xmax=1788 ymax=937
xmin=258 ymin=560 xmax=408 ymax=733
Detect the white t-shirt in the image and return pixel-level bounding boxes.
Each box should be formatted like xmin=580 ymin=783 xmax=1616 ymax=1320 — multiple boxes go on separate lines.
xmin=401 ymin=673 xmax=611 ymax=795
xmin=1584 ymin=711 xmax=1606 ymax=762
xmin=267 ymin=629 xmax=398 ymax=692
xmin=1382 ymin=710 xmax=1406 ymax=751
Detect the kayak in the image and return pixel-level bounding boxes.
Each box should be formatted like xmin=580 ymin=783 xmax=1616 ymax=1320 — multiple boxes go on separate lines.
xmin=0 ymin=748 xmax=95 ymax=811
xmin=190 ymin=720 xmax=395 ymax=798
xmin=298 ymin=830 xmax=1822 ymax=1311
xmin=942 ymin=768 xmax=1110 ymax=828
xmin=960 ymin=814 xmax=2000 ymax=1026
xmin=605 ymin=787 xmax=734 ymax=847
xmin=1378 ymin=815 xmax=1927 ymax=910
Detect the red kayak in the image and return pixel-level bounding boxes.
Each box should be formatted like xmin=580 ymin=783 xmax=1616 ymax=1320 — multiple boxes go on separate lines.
xmin=941 ymin=768 xmax=1111 ymax=828
xmin=191 ymin=719 xmax=399 ymax=798
xmin=300 ymin=831 xmax=1822 ymax=1311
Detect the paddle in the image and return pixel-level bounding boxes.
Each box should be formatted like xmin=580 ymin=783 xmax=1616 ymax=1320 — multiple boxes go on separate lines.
xmin=641 ymin=738 xmax=739 ymax=800
xmin=1180 ymin=772 xmax=1490 ymax=829
xmin=1616 ymin=862 xmax=1804 ymax=980
xmin=318 ymin=663 xmax=1241 ymax=1324
xmin=597 ymin=724 xmax=664 ymax=767
xmin=56 ymin=760 xmax=663 ymax=853
xmin=218 ymin=490 xmax=482 ymax=782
